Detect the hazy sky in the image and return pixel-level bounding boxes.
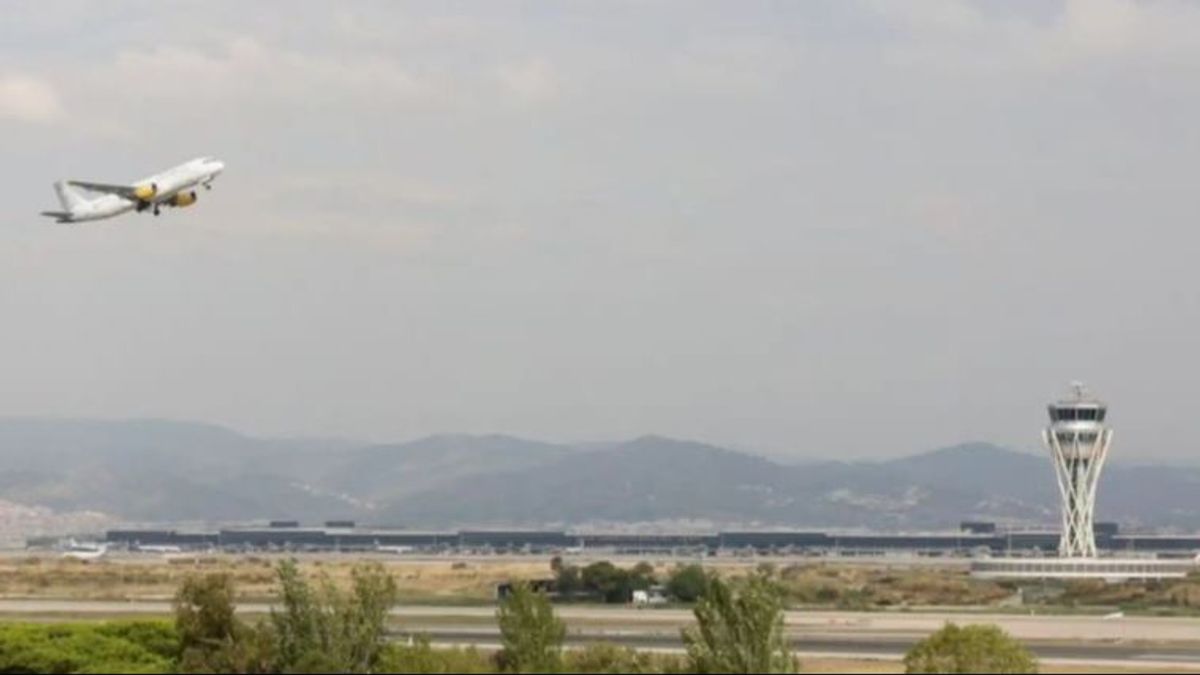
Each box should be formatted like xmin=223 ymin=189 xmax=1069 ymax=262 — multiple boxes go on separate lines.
xmin=2 ymin=1 xmax=1198 ymax=461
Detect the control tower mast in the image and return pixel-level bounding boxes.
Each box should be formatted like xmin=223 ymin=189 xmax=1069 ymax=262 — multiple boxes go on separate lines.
xmin=1043 ymin=382 xmax=1113 ymax=558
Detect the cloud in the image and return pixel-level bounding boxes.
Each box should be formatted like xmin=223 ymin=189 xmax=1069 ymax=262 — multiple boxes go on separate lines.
xmin=864 ymin=0 xmax=1200 ymax=70
xmin=495 ymin=59 xmax=559 ymax=104
xmin=0 ymin=74 xmax=65 ymax=124
xmin=1055 ymin=0 xmax=1200 ymax=62
xmin=110 ymin=37 xmax=427 ymax=103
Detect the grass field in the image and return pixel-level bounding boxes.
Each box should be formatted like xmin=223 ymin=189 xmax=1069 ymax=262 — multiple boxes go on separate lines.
xmin=0 ymin=554 xmax=554 ymax=603
xmin=0 ymin=555 xmax=1003 ymax=606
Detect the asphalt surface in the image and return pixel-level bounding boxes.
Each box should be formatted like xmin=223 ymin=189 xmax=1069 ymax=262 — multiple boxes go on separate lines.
xmin=394 ymin=628 xmax=1200 ymax=667
xmin=2 ymin=600 xmax=1199 ymax=668
xmin=3 ymin=601 xmax=1195 ymax=642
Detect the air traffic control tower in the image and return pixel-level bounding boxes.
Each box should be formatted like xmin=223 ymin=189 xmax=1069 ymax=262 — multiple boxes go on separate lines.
xmin=971 ymin=382 xmax=1197 ymax=580
xmin=1044 ymin=382 xmax=1112 ymax=558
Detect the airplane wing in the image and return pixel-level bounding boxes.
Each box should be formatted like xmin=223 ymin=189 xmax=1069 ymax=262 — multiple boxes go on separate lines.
xmin=68 ymin=180 xmax=155 ymax=201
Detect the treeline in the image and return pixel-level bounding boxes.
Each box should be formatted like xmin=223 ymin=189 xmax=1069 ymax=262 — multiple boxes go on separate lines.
xmin=0 ymin=561 xmax=1039 ymax=674
xmin=549 ymin=558 xmax=710 ymax=604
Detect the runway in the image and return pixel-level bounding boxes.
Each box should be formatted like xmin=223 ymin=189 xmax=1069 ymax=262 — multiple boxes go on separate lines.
xmin=1 ymin=600 xmax=1198 ymax=669
xmin=394 ymin=628 xmax=1200 ymax=669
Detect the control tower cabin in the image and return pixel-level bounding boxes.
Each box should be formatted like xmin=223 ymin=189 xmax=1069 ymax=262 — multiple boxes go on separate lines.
xmin=1043 ymin=382 xmax=1113 ymax=558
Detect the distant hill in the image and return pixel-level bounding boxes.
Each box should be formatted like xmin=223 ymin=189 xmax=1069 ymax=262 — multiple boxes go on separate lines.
xmin=323 ymin=434 xmax=572 ymax=505
xmin=375 ymin=438 xmax=1061 ymax=529
xmin=0 ymin=418 xmax=356 ymax=522
xmin=0 ymin=418 xmax=1197 ymax=531
xmin=375 ymin=436 xmax=790 ymax=527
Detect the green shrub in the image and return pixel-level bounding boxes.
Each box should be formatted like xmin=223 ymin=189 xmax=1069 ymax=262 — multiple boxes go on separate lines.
xmin=379 ymin=636 xmax=493 ymax=673
xmin=904 ymin=623 xmax=1037 ymax=674
xmin=562 ymin=642 xmax=689 ymax=673
xmin=0 ymin=622 xmax=174 ymax=674
xmin=94 ymin=621 xmax=180 ymax=661
xmin=564 ymin=643 xmax=647 ymax=673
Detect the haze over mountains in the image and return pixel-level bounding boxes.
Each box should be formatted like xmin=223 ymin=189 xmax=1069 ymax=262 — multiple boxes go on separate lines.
xmin=0 ymin=418 xmax=1198 ymax=534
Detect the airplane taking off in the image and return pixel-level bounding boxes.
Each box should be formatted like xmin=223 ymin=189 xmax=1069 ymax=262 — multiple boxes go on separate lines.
xmin=40 ymin=157 xmax=226 ymax=223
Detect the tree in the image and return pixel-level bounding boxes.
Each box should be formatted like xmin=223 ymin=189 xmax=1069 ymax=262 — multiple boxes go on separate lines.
xmin=904 ymin=623 xmax=1038 ymax=674
xmin=269 ymin=559 xmax=399 ymax=673
xmin=174 ymin=573 xmax=273 ymax=674
xmin=579 ymin=561 xmax=654 ymax=604
xmin=495 ymin=582 xmax=566 ymax=673
xmin=555 ymin=564 xmax=583 ymax=597
xmin=175 ymin=573 xmax=239 ymax=651
xmin=631 ymin=561 xmax=657 ymax=579
xmin=667 ymin=565 xmax=710 ymax=603
xmin=683 ymin=573 xmax=797 ymax=674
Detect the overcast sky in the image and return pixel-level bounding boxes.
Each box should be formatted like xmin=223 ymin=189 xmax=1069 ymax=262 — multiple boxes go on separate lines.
xmin=1 ymin=1 xmax=1198 ymax=461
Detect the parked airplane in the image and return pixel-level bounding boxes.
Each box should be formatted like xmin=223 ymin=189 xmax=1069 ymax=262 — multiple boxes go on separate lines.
xmin=40 ymin=157 xmax=226 ymax=223
xmin=135 ymin=544 xmax=183 ymax=555
xmin=375 ymin=545 xmax=415 ymax=555
xmin=62 ymin=540 xmax=109 ymax=561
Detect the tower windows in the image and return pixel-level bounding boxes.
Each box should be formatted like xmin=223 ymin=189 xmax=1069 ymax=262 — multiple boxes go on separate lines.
xmin=1051 ymin=406 xmax=1106 ymax=422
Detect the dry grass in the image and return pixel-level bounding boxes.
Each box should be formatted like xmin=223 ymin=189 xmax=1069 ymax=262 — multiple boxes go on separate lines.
xmin=2 ymin=554 xmax=1196 ymax=616
xmin=0 ymin=555 xmax=554 ymax=603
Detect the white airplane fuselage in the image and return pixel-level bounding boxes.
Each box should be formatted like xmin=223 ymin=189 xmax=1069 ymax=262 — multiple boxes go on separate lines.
xmin=136 ymin=544 xmax=183 ymax=554
xmin=62 ymin=540 xmax=109 ymax=561
xmin=64 ymin=193 xmax=136 ymax=223
xmin=45 ymin=157 xmax=226 ymax=223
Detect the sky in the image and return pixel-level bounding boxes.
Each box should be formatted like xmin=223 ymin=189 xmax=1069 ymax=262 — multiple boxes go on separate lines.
xmin=1 ymin=0 xmax=1199 ymax=462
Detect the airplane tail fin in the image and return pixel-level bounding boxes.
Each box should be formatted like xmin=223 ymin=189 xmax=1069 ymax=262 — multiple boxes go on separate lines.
xmin=54 ymin=181 xmax=87 ymax=212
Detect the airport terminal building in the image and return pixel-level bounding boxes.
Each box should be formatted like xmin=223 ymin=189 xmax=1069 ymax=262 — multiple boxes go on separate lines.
xmin=100 ymin=520 xmax=1200 ymax=561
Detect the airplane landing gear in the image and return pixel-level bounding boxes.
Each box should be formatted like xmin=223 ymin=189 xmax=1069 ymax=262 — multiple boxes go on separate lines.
xmin=153 ymin=206 xmax=160 ymax=216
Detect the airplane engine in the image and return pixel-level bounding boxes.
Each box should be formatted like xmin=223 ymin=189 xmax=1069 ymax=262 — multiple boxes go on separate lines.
xmin=171 ymin=191 xmax=198 ymax=208
xmin=133 ymin=183 xmax=158 ymax=201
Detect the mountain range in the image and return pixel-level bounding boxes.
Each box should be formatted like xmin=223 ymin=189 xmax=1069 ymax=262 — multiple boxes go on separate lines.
xmin=0 ymin=418 xmax=1198 ymax=533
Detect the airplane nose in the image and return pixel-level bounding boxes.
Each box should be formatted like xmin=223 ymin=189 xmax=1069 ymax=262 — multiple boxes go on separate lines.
xmin=212 ymin=161 xmax=225 ymax=174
